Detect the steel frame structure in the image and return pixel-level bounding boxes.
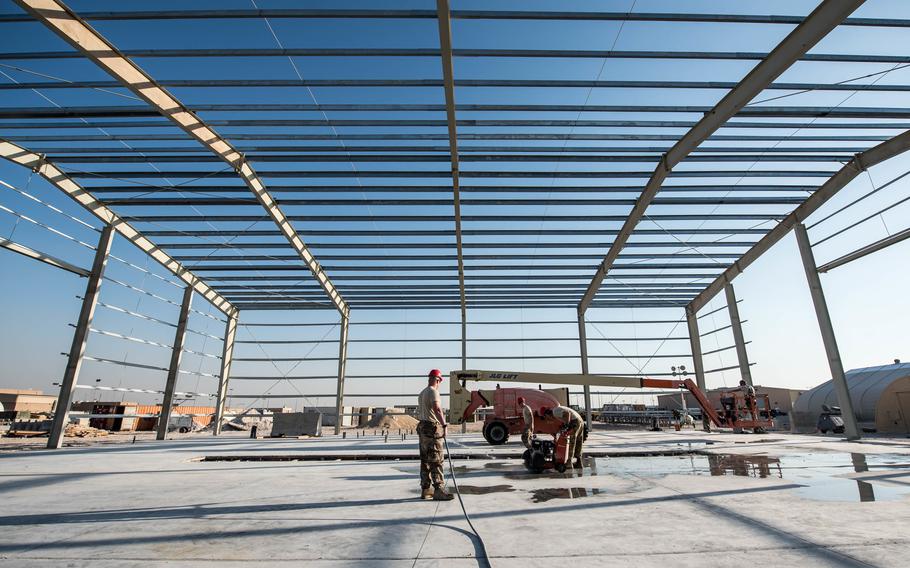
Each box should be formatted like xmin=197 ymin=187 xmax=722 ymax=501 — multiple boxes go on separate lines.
xmin=2 ymin=0 xmax=908 ymax=443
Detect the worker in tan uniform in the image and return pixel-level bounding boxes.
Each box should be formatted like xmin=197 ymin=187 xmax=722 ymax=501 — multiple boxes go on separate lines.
xmin=542 ymin=405 xmax=585 ymax=468
xmin=417 ymin=369 xmax=454 ymax=501
xmin=740 ymin=379 xmax=757 ymax=420
xmin=517 ymin=396 xmax=534 ymax=448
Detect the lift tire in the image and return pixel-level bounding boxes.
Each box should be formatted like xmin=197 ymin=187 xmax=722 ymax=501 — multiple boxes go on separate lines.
xmin=819 ymin=429 xmax=827 ymax=434
xmin=484 ymin=421 xmax=510 ymax=445
xmin=178 ymin=427 xmax=189 ymax=434
xmin=753 ymin=427 xmax=766 ymax=434
xmin=555 ymin=462 xmax=567 ymax=473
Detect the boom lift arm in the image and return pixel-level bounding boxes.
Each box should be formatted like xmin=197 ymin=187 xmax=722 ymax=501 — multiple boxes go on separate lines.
xmin=449 ymin=369 xmax=723 ymax=426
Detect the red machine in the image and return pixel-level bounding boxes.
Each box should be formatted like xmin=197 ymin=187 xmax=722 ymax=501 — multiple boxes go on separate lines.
xmin=460 ymin=387 xmax=567 ymax=445
xmin=449 ymin=370 xmax=774 ymax=441
xmin=716 ymin=390 xmax=772 ymax=433
xmin=523 ymin=430 xmax=573 ymax=473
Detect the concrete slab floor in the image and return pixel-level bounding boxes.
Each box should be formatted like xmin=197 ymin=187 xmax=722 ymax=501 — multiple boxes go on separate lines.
xmin=1 ymin=430 xmax=909 ymax=567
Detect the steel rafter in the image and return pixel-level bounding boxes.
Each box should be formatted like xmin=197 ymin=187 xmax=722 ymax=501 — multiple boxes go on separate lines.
xmin=14 ymin=0 xmax=348 ymax=316
xmin=0 ymin=139 xmax=235 ymax=315
xmin=578 ymin=0 xmax=865 ymax=314
xmin=435 ymin=0 xmax=468 ymax=341
xmin=688 ymin=128 xmax=910 ymax=313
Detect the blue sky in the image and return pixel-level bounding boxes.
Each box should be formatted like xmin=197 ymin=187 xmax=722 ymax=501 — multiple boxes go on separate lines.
xmin=0 ymin=0 xmax=908 ymax=411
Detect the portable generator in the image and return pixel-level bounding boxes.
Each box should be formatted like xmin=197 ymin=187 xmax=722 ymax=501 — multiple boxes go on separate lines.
xmin=522 ymin=431 xmax=571 ymax=473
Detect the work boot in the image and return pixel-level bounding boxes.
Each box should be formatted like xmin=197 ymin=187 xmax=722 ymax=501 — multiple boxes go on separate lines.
xmin=421 ymin=487 xmax=434 ymax=500
xmin=433 ymin=487 xmax=455 ymax=501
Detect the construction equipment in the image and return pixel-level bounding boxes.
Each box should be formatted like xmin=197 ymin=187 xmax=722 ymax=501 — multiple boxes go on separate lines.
xmin=458 ymin=386 xmax=569 ymax=445
xmin=449 ymin=369 xmax=772 ymax=438
xmin=716 ymin=390 xmax=773 ymax=434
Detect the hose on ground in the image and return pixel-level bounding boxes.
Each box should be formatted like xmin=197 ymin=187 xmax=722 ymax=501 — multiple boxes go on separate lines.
xmin=444 ymin=436 xmax=493 ymax=568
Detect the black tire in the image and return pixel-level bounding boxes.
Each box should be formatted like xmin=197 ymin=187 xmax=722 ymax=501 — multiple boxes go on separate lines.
xmin=178 ymin=427 xmax=189 ymax=434
xmin=555 ymin=462 xmax=567 ymax=473
xmin=753 ymin=427 xmax=766 ymax=434
xmin=820 ymin=429 xmax=827 ymax=434
xmin=583 ymin=424 xmax=589 ymax=442
xmin=484 ymin=421 xmax=509 ymax=445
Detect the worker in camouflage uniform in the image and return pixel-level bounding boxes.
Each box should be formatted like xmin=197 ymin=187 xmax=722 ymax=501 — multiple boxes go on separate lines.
xmin=517 ymin=396 xmax=534 ymax=448
xmin=541 ymin=405 xmax=585 ymax=468
xmin=417 ymin=369 xmax=454 ymax=501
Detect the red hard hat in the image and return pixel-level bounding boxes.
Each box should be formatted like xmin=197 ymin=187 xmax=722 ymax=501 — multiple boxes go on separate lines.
xmin=517 ymin=396 xmax=526 ymax=405
xmin=429 ymin=369 xmax=444 ymax=380
xmin=537 ymin=406 xmax=550 ymax=418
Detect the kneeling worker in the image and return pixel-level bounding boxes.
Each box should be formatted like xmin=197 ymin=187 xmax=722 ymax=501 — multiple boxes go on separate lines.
xmin=541 ymin=405 xmax=585 ymax=468
xmin=517 ymin=396 xmax=534 ymax=448
xmin=417 ymin=369 xmax=454 ymax=501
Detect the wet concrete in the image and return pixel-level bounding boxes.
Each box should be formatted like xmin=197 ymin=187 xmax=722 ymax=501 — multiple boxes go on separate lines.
xmin=454 ymin=484 xmax=516 ymax=495
xmin=530 ymin=487 xmax=603 ymax=503
xmin=2 ymin=431 xmax=910 ymax=567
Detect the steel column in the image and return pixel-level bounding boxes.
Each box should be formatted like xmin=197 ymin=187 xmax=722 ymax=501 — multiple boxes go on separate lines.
xmin=48 ymin=225 xmax=114 ymax=449
xmin=156 ymin=285 xmax=194 ymax=441
xmin=334 ymin=314 xmax=350 ymax=435
xmin=685 ymin=307 xmax=709 ymax=431
xmin=794 ymin=223 xmax=860 ymax=440
xmin=212 ymin=313 xmax=238 ymax=436
xmin=724 ymin=283 xmax=753 ymax=386
xmin=577 ymin=309 xmax=593 ymax=428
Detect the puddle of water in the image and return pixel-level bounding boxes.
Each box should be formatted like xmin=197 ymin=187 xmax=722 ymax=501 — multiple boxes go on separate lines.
xmin=455 ymin=484 xmax=515 ymax=495
xmin=403 ymin=452 xmax=910 ymax=503
xmin=598 ymin=452 xmax=910 ymax=503
xmin=530 ymin=487 xmax=603 ymax=503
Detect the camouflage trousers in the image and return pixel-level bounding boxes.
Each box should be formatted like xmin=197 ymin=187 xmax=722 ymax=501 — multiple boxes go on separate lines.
xmin=566 ymin=420 xmax=584 ymax=463
xmin=417 ymin=421 xmax=445 ymax=490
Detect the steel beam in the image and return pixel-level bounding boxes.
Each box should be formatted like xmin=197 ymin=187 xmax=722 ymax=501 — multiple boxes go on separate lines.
xmin=48 ymin=225 xmax=114 ymax=449
xmin=0 ymin=236 xmax=90 ymax=277
xmin=687 ymin=129 xmax=910 ymax=314
xmin=724 ymin=283 xmax=753 ymax=387
xmin=334 ymin=314 xmax=350 ymax=435
xmin=817 ymin=227 xmax=910 ymax=273
xmin=794 ymin=223 xmax=860 ymax=440
xmin=0 ymin=140 xmax=235 ymax=315
xmin=578 ymin=0 xmax=863 ymax=315
xmin=685 ymin=306 xmax=709 ymax=431
xmin=156 ymin=285 xmax=194 ymax=440
xmin=9 ymin=133 xmax=886 ymax=143
xmin=7 ymin=78 xmax=909 ymax=91
xmin=3 ymin=48 xmax=909 ymax=64
xmin=212 ymin=313 xmax=238 ymax=436
xmin=0 ymin=9 xmax=904 ymax=26
xmin=2 ymin=103 xmax=907 ymax=117
xmin=577 ymin=309 xmax=593 ymax=428
xmin=15 ymin=0 xmax=347 ymax=317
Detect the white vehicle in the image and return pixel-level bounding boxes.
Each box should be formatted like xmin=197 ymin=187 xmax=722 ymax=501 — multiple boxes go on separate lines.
xmin=167 ymin=414 xmax=195 ymax=433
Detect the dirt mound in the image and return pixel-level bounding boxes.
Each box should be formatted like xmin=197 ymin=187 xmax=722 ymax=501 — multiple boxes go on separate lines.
xmin=64 ymin=424 xmax=109 ymax=438
xmin=364 ymin=408 xmax=419 ymax=430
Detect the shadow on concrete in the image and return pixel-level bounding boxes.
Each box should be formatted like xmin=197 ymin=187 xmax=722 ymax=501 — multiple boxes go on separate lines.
xmin=688 ymin=493 xmax=878 ymax=568
xmin=0 ymin=483 xmax=800 ymax=533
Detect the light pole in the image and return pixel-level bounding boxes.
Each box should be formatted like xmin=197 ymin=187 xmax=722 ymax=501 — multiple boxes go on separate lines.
xmin=670 ymin=365 xmax=689 ymax=415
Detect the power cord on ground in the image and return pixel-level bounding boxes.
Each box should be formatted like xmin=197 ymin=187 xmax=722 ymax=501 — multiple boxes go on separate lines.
xmin=444 ymin=437 xmax=493 ymax=568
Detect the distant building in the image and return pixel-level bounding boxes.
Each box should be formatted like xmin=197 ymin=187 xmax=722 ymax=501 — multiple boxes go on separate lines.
xmin=792 ymin=361 xmax=910 ymax=434
xmin=0 ymin=389 xmax=57 ymax=414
